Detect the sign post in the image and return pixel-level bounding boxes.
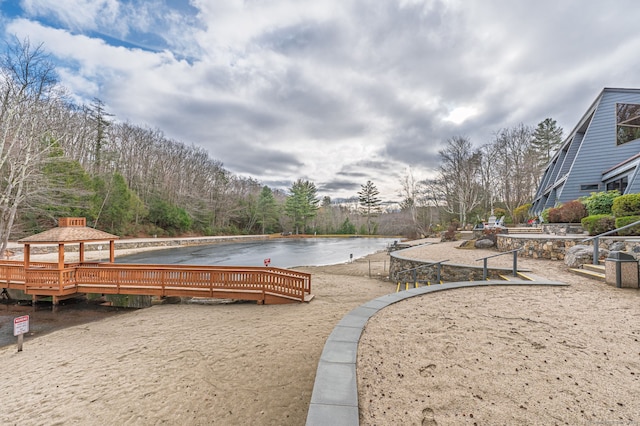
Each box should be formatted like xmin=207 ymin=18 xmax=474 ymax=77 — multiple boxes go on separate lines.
xmin=13 ymin=315 xmax=29 ymax=352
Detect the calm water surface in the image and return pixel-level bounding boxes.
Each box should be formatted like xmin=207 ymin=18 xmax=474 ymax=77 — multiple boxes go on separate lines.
xmin=116 ymin=237 xmax=398 ymax=268
xmin=0 ymin=237 xmax=398 ymax=348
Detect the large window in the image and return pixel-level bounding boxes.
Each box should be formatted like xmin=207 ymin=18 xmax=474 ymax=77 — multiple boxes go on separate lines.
xmin=616 ymin=103 xmax=640 ymax=145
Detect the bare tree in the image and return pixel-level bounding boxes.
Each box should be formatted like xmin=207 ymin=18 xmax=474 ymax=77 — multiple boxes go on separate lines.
xmin=0 ymin=37 xmax=64 ymax=251
xmin=492 ymin=124 xmax=539 ymax=219
xmin=437 ymin=136 xmax=483 ymax=226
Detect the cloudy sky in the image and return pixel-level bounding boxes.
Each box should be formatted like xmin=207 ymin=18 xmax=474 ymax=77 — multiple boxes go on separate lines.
xmin=1 ymin=1 xmax=639 ymax=202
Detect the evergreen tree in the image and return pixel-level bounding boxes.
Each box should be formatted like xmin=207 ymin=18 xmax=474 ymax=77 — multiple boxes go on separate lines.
xmin=532 ymin=118 xmax=563 ymax=166
xmin=93 ymin=172 xmax=147 ymax=234
xmin=89 ymin=98 xmax=114 ymax=175
xmin=284 ymin=179 xmax=319 ymax=234
xmin=358 ymin=180 xmax=382 ymax=234
xmin=257 ymin=186 xmax=279 ymax=234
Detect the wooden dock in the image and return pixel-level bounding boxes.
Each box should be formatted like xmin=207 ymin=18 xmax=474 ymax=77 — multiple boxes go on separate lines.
xmin=0 ymin=261 xmax=313 ymax=305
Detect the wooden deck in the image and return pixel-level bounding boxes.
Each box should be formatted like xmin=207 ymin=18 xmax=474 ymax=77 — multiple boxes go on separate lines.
xmin=0 ymin=261 xmax=313 ymax=305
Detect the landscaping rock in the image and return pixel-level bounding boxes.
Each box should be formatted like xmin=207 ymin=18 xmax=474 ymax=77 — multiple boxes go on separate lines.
xmin=474 ymin=239 xmax=495 ymax=249
xmin=609 ymin=242 xmax=626 ymax=252
xmin=458 ymin=240 xmax=476 ymax=249
xmin=564 ymin=244 xmax=609 ymax=268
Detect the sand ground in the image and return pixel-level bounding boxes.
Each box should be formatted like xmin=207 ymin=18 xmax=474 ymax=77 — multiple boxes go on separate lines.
xmin=0 ymin=240 xmax=638 ymax=425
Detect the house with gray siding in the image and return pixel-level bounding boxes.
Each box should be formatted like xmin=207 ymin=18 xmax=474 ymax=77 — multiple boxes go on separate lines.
xmin=532 ymin=88 xmax=640 ymax=214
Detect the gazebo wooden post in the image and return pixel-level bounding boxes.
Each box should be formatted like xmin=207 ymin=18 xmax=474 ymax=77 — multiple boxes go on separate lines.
xmin=109 ymin=240 xmax=115 ymax=263
xmin=58 ymin=244 xmax=65 ymax=269
xmin=79 ymin=242 xmax=85 ymax=263
xmin=24 ymin=244 xmax=31 ymax=268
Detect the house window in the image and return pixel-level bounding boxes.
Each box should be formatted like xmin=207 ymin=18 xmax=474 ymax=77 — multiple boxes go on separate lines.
xmin=580 ymin=184 xmax=600 ymax=191
xmin=616 ymin=103 xmax=640 ymax=145
xmin=606 ymin=176 xmax=628 ymax=192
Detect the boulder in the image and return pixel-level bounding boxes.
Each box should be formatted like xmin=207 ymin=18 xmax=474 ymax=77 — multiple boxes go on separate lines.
xmin=564 ymin=244 xmax=609 ymax=268
xmin=458 ymin=240 xmax=476 ymax=249
xmin=608 ymin=242 xmax=626 ymax=252
xmin=474 ymin=238 xmax=495 ymax=249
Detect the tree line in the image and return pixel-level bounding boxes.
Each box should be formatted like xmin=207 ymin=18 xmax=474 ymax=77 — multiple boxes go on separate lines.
xmin=407 ymin=118 xmax=563 ymax=232
xmin=0 ymin=37 xmax=563 ymax=254
xmin=0 ymin=38 xmax=398 ymax=252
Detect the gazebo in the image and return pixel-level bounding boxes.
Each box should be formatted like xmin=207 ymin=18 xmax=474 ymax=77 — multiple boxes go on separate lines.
xmin=18 ymin=217 xmax=119 ymax=269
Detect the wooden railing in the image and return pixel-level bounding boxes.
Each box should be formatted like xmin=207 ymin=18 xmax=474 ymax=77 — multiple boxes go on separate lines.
xmin=0 ymin=262 xmax=312 ymax=304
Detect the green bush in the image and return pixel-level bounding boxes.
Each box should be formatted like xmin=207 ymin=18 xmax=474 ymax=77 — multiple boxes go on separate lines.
xmin=540 ymin=208 xmax=551 ymax=223
xmin=581 ymin=214 xmax=616 ymax=235
xmin=612 ymin=193 xmax=640 ymax=217
xmin=580 ymin=190 xmax=620 ymax=215
xmin=615 ymin=215 xmax=640 ymax=236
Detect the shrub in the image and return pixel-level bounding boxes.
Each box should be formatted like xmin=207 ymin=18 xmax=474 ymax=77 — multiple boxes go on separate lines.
xmin=581 ymin=214 xmax=616 ymax=235
xmin=580 ymin=190 xmax=620 ymax=215
xmin=540 ymin=208 xmax=551 ymax=223
xmin=482 ymin=227 xmax=506 ymax=244
xmin=558 ymin=200 xmax=587 ymax=223
xmin=612 ymin=193 xmax=640 ymax=217
xmin=615 ymin=215 xmax=640 ymax=236
xmin=441 ymin=222 xmax=459 ymax=241
xmin=547 ymin=207 xmax=562 ymax=223
xmin=513 ymin=203 xmax=532 ymax=224
xmin=546 ymin=200 xmax=587 ymax=223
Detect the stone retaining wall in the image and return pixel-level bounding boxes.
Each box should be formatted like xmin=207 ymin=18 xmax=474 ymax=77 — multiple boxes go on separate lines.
xmin=389 ymin=249 xmax=518 ymax=282
xmin=541 ymin=223 xmax=586 ymax=235
xmin=8 ymin=235 xmax=270 ymax=255
xmin=497 ymin=235 xmax=640 ymax=261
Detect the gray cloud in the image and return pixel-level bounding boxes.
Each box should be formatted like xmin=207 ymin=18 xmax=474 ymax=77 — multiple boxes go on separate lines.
xmin=4 ymin=0 xmax=640 ymax=202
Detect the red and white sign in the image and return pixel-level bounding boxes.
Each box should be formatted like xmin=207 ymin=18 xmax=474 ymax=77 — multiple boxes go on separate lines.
xmin=13 ymin=315 xmax=29 ymax=336
xmin=264 ymin=258 xmax=271 ymax=266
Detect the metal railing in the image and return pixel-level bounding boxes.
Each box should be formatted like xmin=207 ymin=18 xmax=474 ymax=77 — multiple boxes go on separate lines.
xmin=582 ymin=218 xmax=640 ymax=265
xmin=475 ymin=248 xmax=523 ymax=281
xmin=394 ymin=259 xmax=449 ymax=286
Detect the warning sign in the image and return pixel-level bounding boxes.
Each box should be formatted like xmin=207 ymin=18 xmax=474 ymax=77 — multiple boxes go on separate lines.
xmin=13 ymin=315 xmax=29 ymax=336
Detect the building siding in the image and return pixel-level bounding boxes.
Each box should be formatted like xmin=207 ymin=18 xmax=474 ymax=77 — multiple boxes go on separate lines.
xmin=532 ymin=88 xmax=640 ymax=213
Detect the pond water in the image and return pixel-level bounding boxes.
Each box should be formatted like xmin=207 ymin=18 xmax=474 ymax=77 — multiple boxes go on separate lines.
xmin=0 ymin=237 xmax=398 ymax=349
xmin=116 ymin=237 xmax=399 ymax=268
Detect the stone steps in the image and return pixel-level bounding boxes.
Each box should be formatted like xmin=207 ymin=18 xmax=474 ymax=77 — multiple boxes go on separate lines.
xmin=505 ymin=227 xmax=543 ymax=234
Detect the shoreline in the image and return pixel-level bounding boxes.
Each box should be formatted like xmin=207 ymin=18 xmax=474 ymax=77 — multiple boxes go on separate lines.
xmin=1 ymin=239 xmax=638 ymax=424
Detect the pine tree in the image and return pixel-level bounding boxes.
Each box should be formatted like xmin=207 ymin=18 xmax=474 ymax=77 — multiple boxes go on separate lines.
xmin=358 ymin=180 xmax=382 ymax=234
xmin=284 ymin=179 xmax=319 ymax=234
xmin=257 ymin=186 xmax=279 ymax=234
xmin=532 ymin=118 xmax=563 ymax=166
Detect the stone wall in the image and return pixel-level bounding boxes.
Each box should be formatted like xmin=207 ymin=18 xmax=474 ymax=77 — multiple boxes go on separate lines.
xmin=8 ymin=235 xmax=270 ymax=256
xmin=389 ymin=250 xmax=517 ymax=283
xmin=541 ymin=223 xmax=586 ymax=236
xmin=497 ymin=235 xmax=640 ymax=261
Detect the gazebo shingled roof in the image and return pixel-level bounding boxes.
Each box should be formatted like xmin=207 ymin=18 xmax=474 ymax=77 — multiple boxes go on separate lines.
xmin=17 ymin=217 xmax=119 ymax=267
xmin=18 ymin=225 xmax=119 ymax=244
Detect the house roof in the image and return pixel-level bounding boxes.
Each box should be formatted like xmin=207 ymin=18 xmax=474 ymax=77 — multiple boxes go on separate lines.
xmin=18 ymin=224 xmax=119 ymax=244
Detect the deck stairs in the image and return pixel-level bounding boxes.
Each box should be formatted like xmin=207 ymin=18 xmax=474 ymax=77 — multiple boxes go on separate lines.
xmin=569 ymin=263 xmax=606 ymax=282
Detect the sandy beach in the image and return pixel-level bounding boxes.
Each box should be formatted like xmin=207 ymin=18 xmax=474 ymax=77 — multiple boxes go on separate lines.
xmin=0 ymin=240 xmax=638 ymax=425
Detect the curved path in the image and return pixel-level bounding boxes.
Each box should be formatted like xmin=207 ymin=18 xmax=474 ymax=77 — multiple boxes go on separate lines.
xmin=305 ymin=278 xmax=567 ymax=426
